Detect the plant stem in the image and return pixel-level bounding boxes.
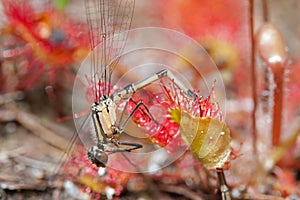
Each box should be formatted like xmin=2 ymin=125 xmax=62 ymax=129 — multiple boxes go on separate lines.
xmin=271 ymin=65 xmax=284 ymax=146
xmin=217 ymin=170 xmax=231 ymax=200
xmin=255 ymin=22 xmax=288 ymax=147
xmin=262 ymin=0 xmax=269 ymax=22
xmin=249 ymin=0 xmax=258 ymax=154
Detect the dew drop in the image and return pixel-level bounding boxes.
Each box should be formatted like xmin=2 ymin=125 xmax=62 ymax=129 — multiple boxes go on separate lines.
xmin=105 ymin=186 xmax=116 ymax=200
xmin=98 ymin=167 xmax=106 ymax=176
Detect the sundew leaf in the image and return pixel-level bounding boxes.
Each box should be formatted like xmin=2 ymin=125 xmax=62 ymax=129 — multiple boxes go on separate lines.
xmin=179 ymin=112 xmax=231 ymax=170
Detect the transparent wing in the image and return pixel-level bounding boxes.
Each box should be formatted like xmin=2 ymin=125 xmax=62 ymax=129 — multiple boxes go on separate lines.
xmin=84 ymin=0 xmax=135 ymax=98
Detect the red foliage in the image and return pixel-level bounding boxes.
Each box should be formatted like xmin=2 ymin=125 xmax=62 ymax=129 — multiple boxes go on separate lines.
xmin=0 ymin=0 xmax=89 ymax=90
xmin=127 ymin=79 xmax=222 ymax=149
xmin=156 ymin=0 xmax=251 ymax=98
xmin=84 ymin=78 xmax=115 ymax=104
xmin=158 ymin=0 xmax=245 ymax=39
xmin=62 ymin=145 xmax=135 ymax=197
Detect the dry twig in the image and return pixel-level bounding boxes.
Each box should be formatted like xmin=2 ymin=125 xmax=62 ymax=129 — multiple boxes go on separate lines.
xmin=0 ymin=103 xmax=69 ymax=151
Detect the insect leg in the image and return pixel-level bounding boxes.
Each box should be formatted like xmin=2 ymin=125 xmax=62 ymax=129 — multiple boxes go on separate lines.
xmin=119 ymin=100 xmax=158 ymax=130
xmin=217 ymin=170 xmax=231 ymax=200
xmin=105 ymin=140 xmax=143 ymax=153
xmin=111 ymin=69 xmax=198 ymax=102
xmin=117 ymin=140 xmax=143 ymax=151
xmin=91 ymin=109 xmax=108 ymax=145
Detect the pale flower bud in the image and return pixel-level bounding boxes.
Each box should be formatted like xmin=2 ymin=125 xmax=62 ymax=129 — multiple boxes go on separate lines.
xmin=256 ymin=23 xmax=288 ymax=71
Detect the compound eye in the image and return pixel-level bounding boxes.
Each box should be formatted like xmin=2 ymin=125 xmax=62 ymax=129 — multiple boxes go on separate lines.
xmin=95 ymin=149 xmax=108 ymax=167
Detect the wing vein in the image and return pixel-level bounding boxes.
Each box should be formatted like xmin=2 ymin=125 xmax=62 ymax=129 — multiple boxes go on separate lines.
xmin=84 ymin=0 xmax=135 ymax=99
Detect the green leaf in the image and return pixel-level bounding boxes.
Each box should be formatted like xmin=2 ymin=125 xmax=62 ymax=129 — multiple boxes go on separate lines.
xmin=54 ymin=0 xmax=69 ymax=10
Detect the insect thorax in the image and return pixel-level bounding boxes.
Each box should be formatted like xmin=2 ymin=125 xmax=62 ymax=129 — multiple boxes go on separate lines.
xmin=91 ymin=97 xmax=117 ymax=139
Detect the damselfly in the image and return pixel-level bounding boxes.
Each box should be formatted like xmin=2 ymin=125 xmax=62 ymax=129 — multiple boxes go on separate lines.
xmin=81 ymin=0 xmax=198 ymax=168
